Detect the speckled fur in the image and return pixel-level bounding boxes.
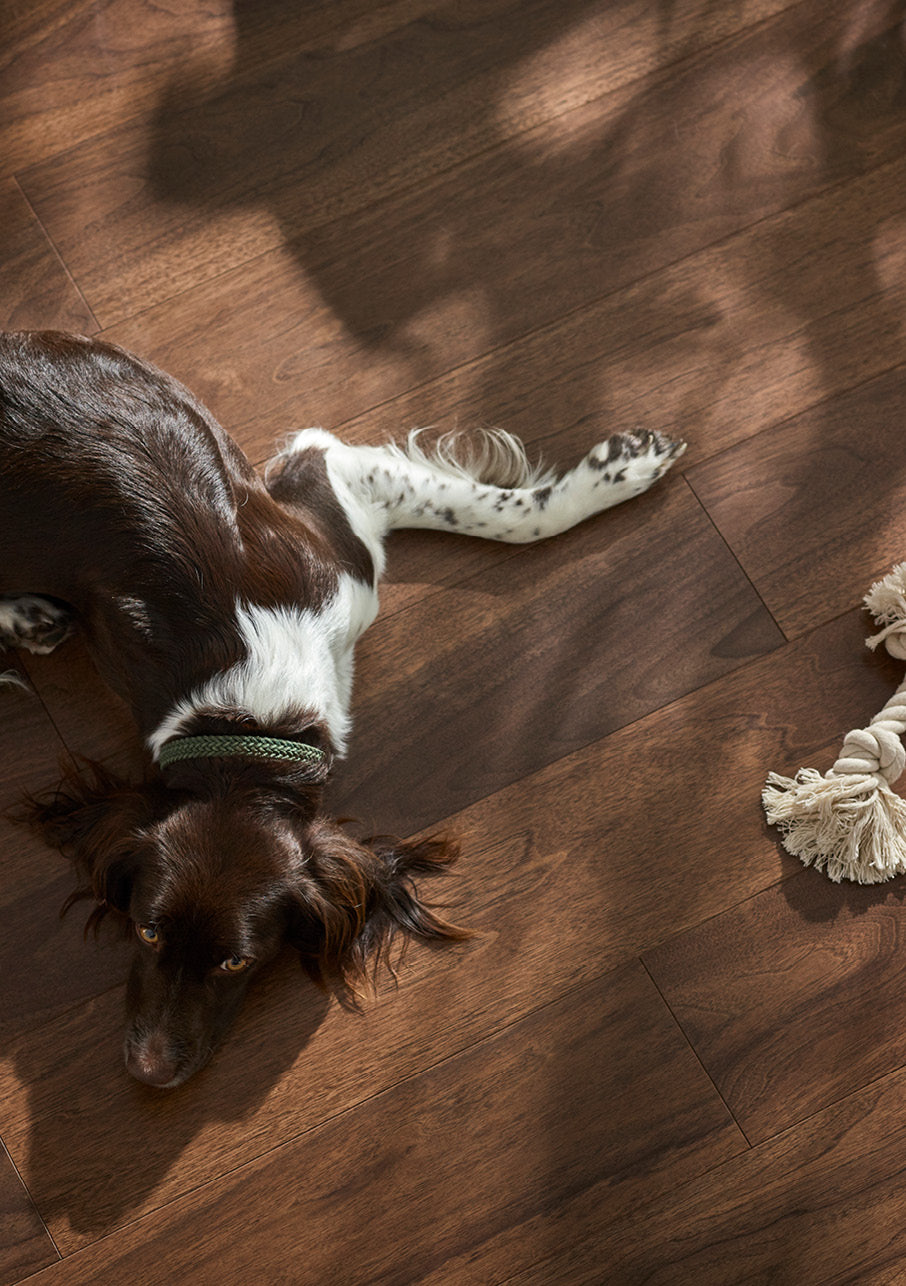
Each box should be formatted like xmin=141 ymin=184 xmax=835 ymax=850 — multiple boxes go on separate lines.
xmin=273 ymin=426 xmax=685 ymax=557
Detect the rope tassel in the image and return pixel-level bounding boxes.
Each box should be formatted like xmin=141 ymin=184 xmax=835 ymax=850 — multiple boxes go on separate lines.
xmin=763 ymin=563 xmax=906 ymax=884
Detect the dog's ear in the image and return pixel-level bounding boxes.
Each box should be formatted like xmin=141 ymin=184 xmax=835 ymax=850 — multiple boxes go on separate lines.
xmin=18 ymin=760 xmax=161 ymax=916
xmin=286 ymin=817 xmax=471 ymax=993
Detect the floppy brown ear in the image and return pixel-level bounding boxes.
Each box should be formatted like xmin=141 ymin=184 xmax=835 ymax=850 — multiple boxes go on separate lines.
xmin=18 ymin=760 xmax=161 ymax=917
xmin=287 ymin=816 xmax=471 ymax=993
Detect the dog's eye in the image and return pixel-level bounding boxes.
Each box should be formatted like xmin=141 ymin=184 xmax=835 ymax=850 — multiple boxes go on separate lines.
xmin=220 ymin=955 xmax=251 ymax=974
xmin=136 ymin=924 xmax=160 ymax=947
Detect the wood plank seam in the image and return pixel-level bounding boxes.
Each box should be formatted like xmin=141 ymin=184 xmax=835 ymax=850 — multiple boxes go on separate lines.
xmin=10 ymin=178 xmax=99 ymax=336
xmin=640 ymin=957 xmax=756 ymax=1148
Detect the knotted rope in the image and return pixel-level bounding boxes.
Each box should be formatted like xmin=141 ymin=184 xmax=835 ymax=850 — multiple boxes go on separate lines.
xmin=763 ymin=562 xmax=906 ymax=884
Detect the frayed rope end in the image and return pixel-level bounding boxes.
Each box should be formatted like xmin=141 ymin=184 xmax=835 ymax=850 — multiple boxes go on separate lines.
xmin=761 ymin=561 xmax=906 ymax=883
xmin=763 ymin=769 xmax=906 ymax=884
xmin=865 ymin=561 xmax=906 ymax=658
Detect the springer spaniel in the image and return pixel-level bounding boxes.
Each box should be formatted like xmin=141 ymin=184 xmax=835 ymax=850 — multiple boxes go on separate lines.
xmin=0 ymin=330 xmax=684 ymax=1087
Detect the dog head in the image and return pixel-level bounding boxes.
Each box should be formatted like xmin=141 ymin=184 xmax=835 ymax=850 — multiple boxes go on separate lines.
xmin=27 ymin=763 xmax=466 ymax=1087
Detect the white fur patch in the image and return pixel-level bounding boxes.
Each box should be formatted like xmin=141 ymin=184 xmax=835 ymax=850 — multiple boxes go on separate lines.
xmin=275 ymin=428 xmax=389 ymax=581
xmin=148 ymin=576 xmax=379 ymax=760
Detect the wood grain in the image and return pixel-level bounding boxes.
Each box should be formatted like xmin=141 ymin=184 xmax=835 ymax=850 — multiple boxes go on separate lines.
xmin=92 ymin=1 xmax=906 ymax=470
xmin=644 ymin=861 xmax=906 ymax=1145
xmin=517 ymin=1065 xmax=906 ymax=1285
xmin=0 ymin=180 xmax=93 ymax=332
xmin=333 ymin=150 xmax=906 ymax=471
xmin=331 ymin=476 xmax=782 ymax=833
xmin=0 ymin=0 xmax=232 ymax=178
xmin=688 ymin=364 xmax=906 ymax=638
xmin=19 ymin=636 xmax=141 ymax=773
xmin=14 ymin=965 xmax=742 ymax=1276
xmin=18 ymin=0 xmax=798 ymax=325
xmin=0 ymin=680 xmax=132 ymax=1044
xmin=0 ymin=693 xmax=106 ymax=1281
xmin=440 ymin=607 xmax=900 ymax=985
xmin=0 ymin=0 xmax=413 ymax=178
xmin=0 ymin=1144 xmax=56 ymax=1286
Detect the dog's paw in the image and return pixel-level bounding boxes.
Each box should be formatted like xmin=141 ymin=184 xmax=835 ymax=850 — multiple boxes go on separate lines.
xmin=585 ymin=430 xmax=686 ymax=496
xmin=0 ymin=595 xmax=74 ymax=654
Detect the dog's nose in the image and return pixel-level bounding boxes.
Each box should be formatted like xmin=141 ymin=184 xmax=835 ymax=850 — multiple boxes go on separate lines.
xmin=125 ymin=1033 xmax=181 ymax=1088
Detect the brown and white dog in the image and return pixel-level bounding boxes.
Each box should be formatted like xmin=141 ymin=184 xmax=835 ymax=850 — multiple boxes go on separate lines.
xmin=0 ymin=330 xmax=684 ymax=1087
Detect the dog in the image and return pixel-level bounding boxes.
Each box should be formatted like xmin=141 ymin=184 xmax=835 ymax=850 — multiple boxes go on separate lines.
xmin=0 ymin=330 xmax=685 ymax=1088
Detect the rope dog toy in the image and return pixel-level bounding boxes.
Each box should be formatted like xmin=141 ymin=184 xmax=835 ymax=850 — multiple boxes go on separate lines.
xmin=763 ymin=563 xmax=906 ymax=884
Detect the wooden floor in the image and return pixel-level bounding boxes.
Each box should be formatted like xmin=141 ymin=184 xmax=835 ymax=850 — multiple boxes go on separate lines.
xmin=4 ymin=0 xmax=906 ymax=1280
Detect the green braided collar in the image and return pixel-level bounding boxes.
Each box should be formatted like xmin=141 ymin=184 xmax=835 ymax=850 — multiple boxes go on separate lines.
xmin=158 ymin=734 xmax=327 ymax=772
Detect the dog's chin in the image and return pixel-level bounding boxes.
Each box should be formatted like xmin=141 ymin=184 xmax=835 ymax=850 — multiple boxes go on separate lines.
xmin=123 ymin=1030 xmax=214 ymax=1090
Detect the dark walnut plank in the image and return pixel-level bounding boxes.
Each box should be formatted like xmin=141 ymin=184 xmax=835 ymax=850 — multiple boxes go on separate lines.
xmin=0 ymin=677 xmax=133 ymax=1044
xmin=644 ymin=856 xmax=906 ymax=1145
xmin=3 ymin=0 xmax=788 ymax=180
xmin=688 ymin=363 xmax=906 ymax=639
xmin=100 ymin=0 xmax=906 ymax=463
xmin=14 ymin=966 xmax=743 ymax=1273
xmin=514 ymin=1065 xmax=906 ymax=1285
xmin=0 ymin=686 xmax=106 ymax=1282
xmin=330 ymin=476 xmax=781 ymax=834
xmin=24 ymin=0 xmax=863 ymax=326
xmin=19 ymin=635 xmax=141 ymax=774
xmin=0 ymin=1145 xmax=56 ymax=1286
xmin=333 ymin=152 xmax=906 ymax=471
xmin=431 ymin=609 xmax=897 ymax=1007
xmin=0 ymin=607 xmax=880 ymax=1251
xmin=0 ymin=0 xmax=401 ymax=178
xmin=0 ymin=0 xmax=233 ymax=178
xmin=0 ymin=180 xmax=93 ymax=332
